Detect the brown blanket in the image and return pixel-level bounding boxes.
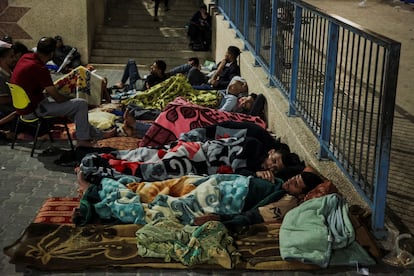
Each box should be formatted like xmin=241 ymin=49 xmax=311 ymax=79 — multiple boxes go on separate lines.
xmin=3 ymin=222 xmax=318 ymax=272
xmin=3 ymin=196 xmax=380 ymax=273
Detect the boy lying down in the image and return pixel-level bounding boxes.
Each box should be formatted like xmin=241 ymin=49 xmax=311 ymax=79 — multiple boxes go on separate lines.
xmin=74 ymin=167 xmax=323 ymax=229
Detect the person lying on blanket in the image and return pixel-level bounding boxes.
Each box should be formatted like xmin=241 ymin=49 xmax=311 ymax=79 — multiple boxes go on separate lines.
xmin=195 ymin=171 xmax=324 ymax=232
xmin=122 ymin=74 xmax=264 ymax=116
xmin=78 ymin=121 xmax=306 ymax=185
xmin=74 ymin=168 xmax=323 ymax=227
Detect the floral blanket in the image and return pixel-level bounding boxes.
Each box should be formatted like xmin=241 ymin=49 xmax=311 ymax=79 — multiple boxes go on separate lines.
xmin=140 ymin=97 xmax=266 ymax=147
xmin=80 ymin=135 xmax=250 ymax=184
xmin=77 ymin=174 xmax=250 ymax=226
xmin=54 ymin=65 xmax=104 ymax=106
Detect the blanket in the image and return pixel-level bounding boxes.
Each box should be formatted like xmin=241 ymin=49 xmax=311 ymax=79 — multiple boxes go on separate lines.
xmin=136 ymin=218 xmax=238 ymax=268
xmin=3 ymin=220 xmax=318 ymax=272
xmin=280 ymin=193 xmax=376 ymax=267
xmin=77 ymin=174 xmax=251 ymax=226
xmin=122 ymin=74 xmax=220 ymax=110
xmin=140 ymin=97 xmax=266 ymax=147
xmin=54 ymin=65 xmax=104 ymax=106
xmin=3 ymin=196 xmax=379 ymax=272
xmin=80 ymin=135 xmax=256 ymax=185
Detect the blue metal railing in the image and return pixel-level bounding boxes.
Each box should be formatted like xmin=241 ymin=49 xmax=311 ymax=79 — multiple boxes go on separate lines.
xmin=216 ymin=0 xmax=401 ymax=238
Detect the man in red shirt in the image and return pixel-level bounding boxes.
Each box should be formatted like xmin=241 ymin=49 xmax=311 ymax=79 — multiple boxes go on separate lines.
xmin=11 ymin=37 xmax=114 ymax=147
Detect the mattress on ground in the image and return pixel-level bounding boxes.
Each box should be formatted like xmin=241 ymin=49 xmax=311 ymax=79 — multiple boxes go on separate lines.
xmin=3 ymin=194 xmax=381 ymax=273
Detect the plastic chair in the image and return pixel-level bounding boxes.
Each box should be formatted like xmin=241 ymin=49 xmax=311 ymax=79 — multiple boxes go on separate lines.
xmin=6 ymin=82 xmax=75 ymax=157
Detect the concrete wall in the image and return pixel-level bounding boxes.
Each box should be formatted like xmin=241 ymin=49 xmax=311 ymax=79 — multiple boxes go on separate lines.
xmin=212 ymin=13 xmax=368 ymax=209
xmin=6 ymin=0 xmax=107 ymax=64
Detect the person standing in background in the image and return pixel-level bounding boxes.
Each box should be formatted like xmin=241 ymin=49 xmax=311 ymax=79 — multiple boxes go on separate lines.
xmin=187 ymin=4 xmax=212 ymax=50
xmin=154 ymin=0 xmax=169 ymax=21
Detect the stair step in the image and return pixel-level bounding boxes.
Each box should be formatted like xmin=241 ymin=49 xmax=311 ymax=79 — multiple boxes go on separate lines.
xmin=95 ymin=27 xmax=188 ymax=38
xmin=94 ymin=40 xmax=190 ymax=50
xmin=89 ymin=56 xmax=213 ymax=69
xmin=94 ymin=35 xmax=189 ymax=44
xmin=105 ymin=18 xmax=190 ymax=28
xmin=91 ymin=0 xmax=210 ymax=69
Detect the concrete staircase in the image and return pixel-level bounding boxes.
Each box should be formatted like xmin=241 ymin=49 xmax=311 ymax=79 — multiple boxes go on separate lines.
xmin=89 ymin=0 xmax=214 ymax=70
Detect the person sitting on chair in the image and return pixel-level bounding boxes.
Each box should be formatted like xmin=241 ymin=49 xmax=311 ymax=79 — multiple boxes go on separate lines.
xmin=0 ymin=43 xmax=15 ymax=138
xmin=10 ymin=37 xmax=115 ymax=147
xmin=0 ymin=41 xmax=30 ymax=138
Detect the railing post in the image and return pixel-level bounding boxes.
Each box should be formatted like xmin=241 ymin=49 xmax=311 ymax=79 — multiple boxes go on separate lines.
xmin=254 ymin=0 xmax=262 ymax=66
xmin=269 ymin=0 xmax=278 ymax=86
xmin=372 ymin=42 xmax=400 ymax=239
xmin=288 ymin=6 xmax=302 ymax=116
xmin=235 ymin=1 xmax=240 ymax=36
xmin=318 ymin=22 xmax=339 ymax=159
xmin=243 ymin=0 xmax=249 ymax=43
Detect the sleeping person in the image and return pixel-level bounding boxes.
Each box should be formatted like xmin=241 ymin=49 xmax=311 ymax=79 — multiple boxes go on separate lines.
xmin=74 ymin=169 xmax=323 ymax=226
xmin=78 ymin=121 xmax=305 ymax=185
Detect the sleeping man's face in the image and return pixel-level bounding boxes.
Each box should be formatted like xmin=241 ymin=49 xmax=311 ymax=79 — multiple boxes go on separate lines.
xmin=261 ymin=149 xmax=285 ymax=172
xmin=238 ymin=95 xmax=255 ymax=110
xmin=282 ymin=174 xmax=306 ymax=195
xmin=227 ymin=80 xmax=248 ymax=96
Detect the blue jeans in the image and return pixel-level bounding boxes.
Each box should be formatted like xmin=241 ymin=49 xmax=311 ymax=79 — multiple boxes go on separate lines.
xmin=168 ymin=63 xmax=191 ymax=75
xmin=135 ymin=121 xmax=152 ymax=138
xmin=192 ymin=83 xmax=214 ymax=90
xmin=121 ymin=59 xmax=141 ymax=90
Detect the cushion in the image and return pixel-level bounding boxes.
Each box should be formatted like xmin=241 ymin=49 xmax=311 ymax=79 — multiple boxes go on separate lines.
xmin=258 ymin=194 xmax=298 ymax=223
xmin=33 ymin=197 xmax=80 ymax=224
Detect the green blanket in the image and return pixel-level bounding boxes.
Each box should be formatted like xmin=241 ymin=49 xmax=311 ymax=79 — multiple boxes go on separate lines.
xmin=136 ymin=218 xmax=238 ymax=268
xmin=123 ymin=74 xmax=220 ymax=110
xmin=280 ymin=193 xmax=375 ymax=268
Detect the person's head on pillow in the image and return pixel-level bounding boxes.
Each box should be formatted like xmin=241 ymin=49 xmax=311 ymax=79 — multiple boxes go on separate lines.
xmin=237 ymin=93 xmax=257 ymax=112
xmin=227 ymin=76 xmax=248 ymax=96
xmin=261 ymin=148 xmax=304 ymax=173
xmin=282 ymin=171 xmax=323 ymax=196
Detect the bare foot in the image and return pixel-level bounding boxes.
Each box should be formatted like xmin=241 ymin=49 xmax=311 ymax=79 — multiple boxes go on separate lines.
xmin=122 ymin=109 xmax=137 ymax=137
xmin=122 ymin=125 xmax=135 ymax=137
xmin=123 ymin=109 xmax=136 ymax=129
xmin=102 ymin=127 xmax=117 ymax=139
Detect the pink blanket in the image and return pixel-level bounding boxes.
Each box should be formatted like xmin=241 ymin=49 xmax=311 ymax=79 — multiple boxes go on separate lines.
xmin=140 ymin=97 xmax=266 ymax=147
